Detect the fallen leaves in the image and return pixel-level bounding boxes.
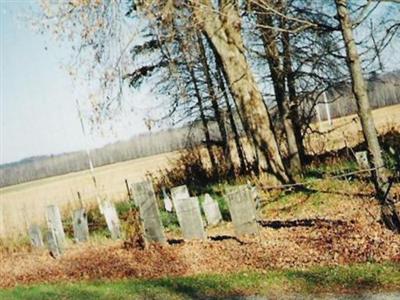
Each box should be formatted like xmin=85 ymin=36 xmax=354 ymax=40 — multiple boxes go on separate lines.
xmin=1 ymin=216 xmax=399 ymax=289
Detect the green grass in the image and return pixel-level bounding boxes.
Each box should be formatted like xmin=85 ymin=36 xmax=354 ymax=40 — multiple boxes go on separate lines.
xmin=1 ymin=263 xmax=399 ymax=300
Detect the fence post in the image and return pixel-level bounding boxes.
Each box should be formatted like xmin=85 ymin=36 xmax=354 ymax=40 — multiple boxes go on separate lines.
xmin=125 ymin=179 xmax=133 ymax=202
xmin=77 ymin=191 xmax=84 ymax=208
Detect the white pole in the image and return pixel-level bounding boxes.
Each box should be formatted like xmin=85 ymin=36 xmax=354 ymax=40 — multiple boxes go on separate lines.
xmin=315 ymin=103 xmax=322 ymax=131
xmin=323 ymin=91 xmax=332 ymax=126
xmin=75 ymin=99 xmax=103 ymax=212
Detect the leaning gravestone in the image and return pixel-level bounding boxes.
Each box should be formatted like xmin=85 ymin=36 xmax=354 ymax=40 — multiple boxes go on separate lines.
xmin=72 ymin=208 xmax=89 ymax=242
xmin=101 ymin=201 xmax=121 ymax=240
xmin=47 ymin=230 xmax=62 ymax=258
xmin=202 ymin=194 xmax=222 ymax=226
xmin=171 ymin=185 xmax=190 ymax=201
xmin=28 ymin=224 xmax=44 ymax=248
xmin=173 ymin=196 xmax=206 ymax=240
xmin=355 ymin=151 xmax=370 ymax=170
xmin=131 ymin=181 xmax=166 ymax=244
xmin=46 ymin=205 xmax=65 ymax=246
xmin=226 ymin=186 xmax=258 ymax=236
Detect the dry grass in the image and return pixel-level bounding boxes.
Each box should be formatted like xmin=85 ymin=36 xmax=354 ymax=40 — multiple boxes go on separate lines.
xmin=305 ymin=104 xmax=400 ymax=154
xmin=0 ymin=104 xmax=399 ymax=237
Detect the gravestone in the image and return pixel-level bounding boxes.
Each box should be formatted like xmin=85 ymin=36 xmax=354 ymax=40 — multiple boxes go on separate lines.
xmin=162 ymin=187 xmax=173 ymax=212
xmin=132 ymin=181 xmax=166 ymax=244
xmin=171 ymin=185 xmax=190 ymax=201
xmin=202 ymin=194 xmax=222 ymax=226
xmin=72 ymin=208 xmax=89 ymax=242
xmin=101 ymin=201 xmax=121 ymax=240
xmin=47 ymin=230 xmax=62 ymax=258
xmin=173 ymin=196 xmax=206 ymax=240
xmin=355 ymin=151 xmax=370 ymax=170
xmin=248 ymin=183 xmax=261 ymax=210
xmin=28 ymin=224 xmax=44 ymax=247
xmin=226 ymin=186 xmax=258 ymax=236
xmin=46 ymin=205 xmax=65 ymax=246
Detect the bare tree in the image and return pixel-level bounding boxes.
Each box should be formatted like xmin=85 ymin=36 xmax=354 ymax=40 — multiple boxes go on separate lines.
xmin=192 ymin=0 xmax=291 ymax=183
xmin=335 ymin=0 xmax=400 ymax=232
xmin=253 ymin=0 xmax=303 ymax=174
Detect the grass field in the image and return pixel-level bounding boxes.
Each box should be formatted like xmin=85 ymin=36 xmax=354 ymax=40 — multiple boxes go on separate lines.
xmin=0 ymin=104 xmax=399 ymax=237
xmin=0 ymin=151 xmax=179 ymax=236
xmin=1 ymin=263 xmax=399 ymax=299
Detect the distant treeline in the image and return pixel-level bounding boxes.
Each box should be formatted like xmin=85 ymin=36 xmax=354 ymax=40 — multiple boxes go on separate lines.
xmin=1 ymin=71 xmax=399 ymax=188
xmin=0 ymin=124 xmax=220 ymax=188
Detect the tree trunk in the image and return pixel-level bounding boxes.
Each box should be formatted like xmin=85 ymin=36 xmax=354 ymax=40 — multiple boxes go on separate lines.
xmin=194 ymin=0 xmax=291 ymax=183
xmin=183 ymin=51 xmax=218 ymax=173
xmin=258 ymin=12 xmax=302 ymax=175
xmin=196 ymin=33 xmax=234 ymax=175
xmin=205 ymin=33 xmax=260 ymax=174
xmin=336 ymin=0 xmax=400 ymax=232
xmin=216 ymin=64 xmax=248 ymax=174
xmin=281 ymin=30 xmax=307 ymax=166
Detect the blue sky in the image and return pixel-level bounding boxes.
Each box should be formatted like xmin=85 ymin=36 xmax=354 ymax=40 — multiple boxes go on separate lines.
xmin=0 ymin=0 xmax=150 ymax=164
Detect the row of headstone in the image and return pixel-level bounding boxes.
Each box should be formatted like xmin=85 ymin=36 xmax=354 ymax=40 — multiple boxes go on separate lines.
xmin=134 ymin=183 xmax=258 ymax=243
xmin=27 ymin=182 xmax=259 ymax=255
xmin=27 ymin=200 xmax=121 ymax=256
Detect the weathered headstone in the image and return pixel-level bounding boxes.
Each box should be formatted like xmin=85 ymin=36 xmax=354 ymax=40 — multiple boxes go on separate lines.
xmin=72 ymin=208 xmax=89 ymax=242
xmin=47 ymin=230 xmax=62 ymax=258
xmin=132 ymin=181 xmax=166 ymax=244
xmin=226 ymin=186 xmax=258 ymax=236
xmin=101 ymin=201 xmax=121 ymax=240
xmin=355 ymin=151 xmax=370 ymax=170
xmin=28 ymin=224 xmax=44 ymax=247
xmin=173 ymin=196 xmax=206 ymax=240
xmin=171 ymin=185 xmax=190 ymax=201
xmin=162 ymin=187 xmax=173 ymax=212
xmin=46 ymin=205 xmax=65 ymax=246
xmin=202 ymin=194 xmax=222 ymax=226
xmin=247 ymin=182 xmax=261 ymax=210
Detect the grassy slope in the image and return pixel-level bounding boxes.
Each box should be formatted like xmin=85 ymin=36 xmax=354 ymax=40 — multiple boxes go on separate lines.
xmin=1 ymin=263 xmax=399 ymax=299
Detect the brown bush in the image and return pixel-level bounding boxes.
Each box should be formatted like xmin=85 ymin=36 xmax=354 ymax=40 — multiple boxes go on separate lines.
xmin=146 ymin=146 xmax=258 ymax=194
xmin=122 ymin=208 xmax=145 ymax=250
